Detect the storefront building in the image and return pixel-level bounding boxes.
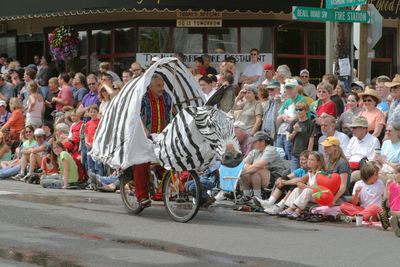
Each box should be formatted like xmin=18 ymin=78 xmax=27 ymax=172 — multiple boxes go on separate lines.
xmin=0 ymin=0 xmax=399 ymax=82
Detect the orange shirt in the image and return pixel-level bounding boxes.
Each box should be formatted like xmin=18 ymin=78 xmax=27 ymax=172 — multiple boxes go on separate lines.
xmin=84 ymin=118 xmax=100 ymax=146
xmin=2 ymin=109 xmax=24 ymax=135
xmin=360 ymin=108 xmax=385 ymax=133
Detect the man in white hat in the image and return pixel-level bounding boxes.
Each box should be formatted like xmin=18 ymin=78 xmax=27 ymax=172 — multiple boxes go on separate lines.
xmin=385 ymin=74 xmax=400 ymax=125
xmin=299 ymin=69 xmax=316 ymax=100
xmin=345 ymin=116 xmax=380 ymax=168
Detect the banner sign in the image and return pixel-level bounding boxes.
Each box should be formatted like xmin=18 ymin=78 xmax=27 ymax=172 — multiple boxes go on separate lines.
xmin=136 ymin=53 xmax=273 ymax=74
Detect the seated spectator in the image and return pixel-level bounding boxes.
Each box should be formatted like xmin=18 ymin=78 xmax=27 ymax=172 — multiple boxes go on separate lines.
xmin=68 ymin=109 xmax=83 ymax=153
xmin=42 ymin=121 xmax=54 ymax=144
xmin=359 ymin=87 xmax=386 ymax=138
xmin=238 ymin=132 xmax=290 ymax=203
xmin=20 ymin=128 xmax=49 ymax=182
xmin=0 ymin=131 xmax=11 ymax=162
xmin=234 ymin=121 xmax=252 ymax=157
xmin=30 ymin=146 xmax=59 ymax=184
xmin=1 ymin=97 xmax=24 ymax=142
xmin=287 ymin=100 xmax=315 ymax=171
xmin=345 ymin=116 xmax=380 ymax=170
xmin=340 ymin=162 xmax=384 ymax=222
xmin=257 ymin=150 xmax=310 ymax=215
xmin=10 ymin=125 xmax=37 ymax=180
xmin=278 ymin=151 xmax=325 ymax=219
xmin=321 ymin=136 xmax=351 ymax=203
xmin=375 ymin=122 xmax=400 ymax=181
xmin=0 ymin=100 xmax=11 ymax=127
xmin=0 ymin=130 xmax=25 ymax=179
xmin=318 ymin=114 xmax=349 ymax=157
xmin=40 ymin=142 xmax=79 ymax=189
xmin=337 ymin=92 xmax=362 ymax=138
xmin=314 ymin=81 xmax=336 ymax=119
xmin=381 ymin=166 xmax=400 ymax=236
xmin=231 ymin=84 xmax=263 ymax=135
xmin=25 ymin=81 xmax=44 ymax=128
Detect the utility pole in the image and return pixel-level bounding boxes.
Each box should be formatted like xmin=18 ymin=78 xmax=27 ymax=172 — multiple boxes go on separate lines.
xmin=334 ymin=18 xmax=353 ymax=92
xmin=358 ymin=4 xmax=368 ymax=83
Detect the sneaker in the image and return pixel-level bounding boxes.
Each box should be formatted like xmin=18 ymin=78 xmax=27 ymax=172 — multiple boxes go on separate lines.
xmin=214 ymin=191 xmax=226 ymax=201
xmin=278 ymin=209 xmax=294 ymax=217
xmin=265 ymin=205 xmax=284 ymax=215
xmin=20 ymin=174 xmax=32 ymax=182
xmin=253 ymin=196 xmax=273 ymax=209
xmin=390 ymin=215 xmax=400 ymax=237
xmin=10 ymin=173 xmax=24 ymax=181
xmin=202 ymin=197 xmax=216 ymax=208
xmin=236 ymin=195 xmax=252 ymax=204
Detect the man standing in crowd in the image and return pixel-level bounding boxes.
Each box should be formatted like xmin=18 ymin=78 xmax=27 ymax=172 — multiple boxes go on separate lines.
xmin=199 ymin=76 xmax=216 ymax=101
xmin=122 ymin=70 xmax=133 ymax=85
xmin=78 ymin=74 xmax=100 ymax=114
xmin=132 ymin=74 xmax=174 ymax=208
xmin=385 ymin=74 xmax=400 ymax=125
xmin=99 ymin=62 xmax=121 ymax=85
xmin=0 ymin=74 xmax=14 ymax=102
xmin=240 ymin=48 xmax=263 ymax=85
xmin=202 ymin=54 xmax=217 ymax=75
xmin=194 ymin=56 xmax=206 ymax=76
xmin=261 ymin=64 xmax=274 ymax=85
xmin=130 ymin=62 xmax=143 ymax=78
xmin=261 ymin=80 xmax=282 ymax=139
xmin=300 ymin=69 xmax=316 ymax=100
xmin=20 ymin=67 xmax=37 ymax=106
xmin=375 ymin=75 xmax=391 ymax=115
xmin=0 ymin=53 xmax=8 ymax=74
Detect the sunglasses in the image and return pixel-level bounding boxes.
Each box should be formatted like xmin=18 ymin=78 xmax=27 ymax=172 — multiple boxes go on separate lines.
xmin=250 ymin=53 xmax=258 ymax=56
xmin=131 ymin=69 xmax=141 ymax=72
xmin=295 ymin=108 xmax=305 ymax=111
xmin=363 ymin=98 xmax=373 ymax=102
xmin=88 ymin=83 xmax=96 ymax=86
xmin=300 ymin=76 xmax=308 ymax=78
xmin=25 ymin=131 xmax=32 ymax=133
xmin=385 ymin=129 xmax=392 ymax=132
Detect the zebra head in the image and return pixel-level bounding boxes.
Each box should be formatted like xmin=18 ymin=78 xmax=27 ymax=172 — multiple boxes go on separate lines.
xmin=191 ymin=106 xmax=239 ymax=159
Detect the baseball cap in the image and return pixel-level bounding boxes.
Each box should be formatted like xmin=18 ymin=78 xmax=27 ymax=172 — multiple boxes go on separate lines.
xmin=300 ymin=69 xmax=309 ymax=76
xmin=349 ymin=116 xmax=368 ymax=128
xmin=245 ymin=84 xmax=257 ymax=93
xmin=266 ymin=80 xmax=280 ymax=89
xmin=0 ymin=100 xmax=6 ymax=107
xmin=263 ymin=64 xmax=274 ymax=71
xmin=34 ymin=128 xmax=45 ymax=136
xmin=351 ymin=80 xmax=365 ymax=89
xmin=249 ymin=131 xmax=272 ymax=143
xmin=284 ymin=79 xmax=298 ymax=88
xmin=321 ymin=136 xmax=340 ymax=147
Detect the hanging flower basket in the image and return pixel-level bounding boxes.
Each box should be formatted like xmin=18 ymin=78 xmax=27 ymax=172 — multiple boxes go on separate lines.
xmin=48 ymin=25 xmax=79 ymax=61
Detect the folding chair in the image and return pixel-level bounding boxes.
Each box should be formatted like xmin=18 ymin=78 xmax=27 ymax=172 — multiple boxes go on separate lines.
xmin=218 ymin=161 xmax=245 ymax=204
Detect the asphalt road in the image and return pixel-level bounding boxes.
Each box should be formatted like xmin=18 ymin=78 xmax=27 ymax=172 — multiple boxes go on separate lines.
xmin=0 ymin=180 xmax=398 ymax=267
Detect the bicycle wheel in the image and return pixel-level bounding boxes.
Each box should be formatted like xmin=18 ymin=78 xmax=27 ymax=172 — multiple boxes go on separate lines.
xmin=120 ymin=169 xmax=144 ymax=214
xmin=163 ymin=170 xmax=201 ymax=223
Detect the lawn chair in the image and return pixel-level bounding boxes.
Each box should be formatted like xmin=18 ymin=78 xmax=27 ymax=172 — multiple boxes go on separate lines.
xmin=218 ymin=161 xmax=245 ymax=204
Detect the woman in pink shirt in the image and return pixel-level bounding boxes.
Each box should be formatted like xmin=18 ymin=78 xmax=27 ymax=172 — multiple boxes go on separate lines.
xmin=52 ymin=73 xmax=73 ymax=112
xmin=359 ymin=87 xmax=385 ymax=138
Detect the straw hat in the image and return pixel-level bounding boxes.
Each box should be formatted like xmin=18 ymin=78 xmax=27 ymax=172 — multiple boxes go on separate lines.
xmin=358 ymin=87 xmax=382 ymax=103
xmin=384 ymin=74 xmax=400 ymax=88
xmin=349 ymin=116 xmax=368 ymax=128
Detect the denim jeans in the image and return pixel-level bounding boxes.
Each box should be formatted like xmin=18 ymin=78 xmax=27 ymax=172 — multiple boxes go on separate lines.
xmin=81 ymin=140 xmax=88 ymax=171
xmin=87 ymin=149 xmax=104 ymax=176
xmin=40 ymin=174 xmax=64 ymax=189
xmin=275 ymin=134 xmax=293 ymax=160
xmin=290 ymin=155 xmax=300 ymax=172
xmin=185 ymin=174 xmax=216 ymax=200
xmin=98 ymin=175 xmax=118 ymax=186
xmin=0 ymin=165 xmax=20 ymax=179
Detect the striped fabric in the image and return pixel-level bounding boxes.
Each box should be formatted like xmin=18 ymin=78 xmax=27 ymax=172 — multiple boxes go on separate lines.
xmin=91 ymin=57 xmax=238 ymax=171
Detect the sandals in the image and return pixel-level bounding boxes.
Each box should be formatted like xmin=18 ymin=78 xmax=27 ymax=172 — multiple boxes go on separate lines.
xmin=288 ymin=211 xmax=301 ymax=220
xmin=307 ymin=214 xmax=325 ymax=223
xmin=278 ymin=209 xmax=294 ymax=217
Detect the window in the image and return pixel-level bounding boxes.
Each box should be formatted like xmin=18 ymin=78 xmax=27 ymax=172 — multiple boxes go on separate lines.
xmin=207 ymin=28 xmax=237 ymax=53
xmin=71 ymin=31 xmax=88 ymax=73
xmin=139 ymin=27 xmax=169 ymax=53
xmin=92 ymin=30 xmax=111 ymax=55
xmin=276 ymin=29 xmax=304 ymax=54
xmin=114 ymin=28 xmax=136 ymax=53
xmin=173 ymin=28 xmax=202 ymax=53
xmin=240 ymin=27 xmax=272 ymax=53
xmin=0 ymin=37 xmax=16 ymax=58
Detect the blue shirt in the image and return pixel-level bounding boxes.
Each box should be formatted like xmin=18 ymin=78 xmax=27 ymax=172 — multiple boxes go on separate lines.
xmin=293 ymin=167 xmax=307 ymax=177
xmin=377 ymin=100 xmax=389 ymax=113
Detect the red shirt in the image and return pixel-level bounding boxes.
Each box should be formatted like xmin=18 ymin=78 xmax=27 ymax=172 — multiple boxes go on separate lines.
xmin=317 ymin=100 xmax=336 ymax=117
xmin=84 ymin=118 xmax=100 ymax=146
xmin=70 ymin=121 xmax=83 ymax=145
xmin=56 ymin=85 xmax=73 ymax=111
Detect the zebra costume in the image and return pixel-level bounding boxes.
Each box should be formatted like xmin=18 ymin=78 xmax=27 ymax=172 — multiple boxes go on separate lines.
xmin=91 ymin=57 xmax=238 ymax=171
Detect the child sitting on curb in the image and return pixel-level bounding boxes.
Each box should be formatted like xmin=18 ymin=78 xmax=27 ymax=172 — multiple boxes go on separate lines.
xmin=340 ymin=162 xmax=384 ymax=222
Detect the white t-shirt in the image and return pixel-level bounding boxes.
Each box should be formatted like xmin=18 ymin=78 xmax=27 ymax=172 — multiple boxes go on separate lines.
xmin=353 ymin=180 xmax=384 ymax=208
xmin=202 ymin=88 xmax=217 ymax=102
xmin=242 ymin=63 xmax=263 ymax=85
xmin=345 ymin=133 xmax=380 ymax=162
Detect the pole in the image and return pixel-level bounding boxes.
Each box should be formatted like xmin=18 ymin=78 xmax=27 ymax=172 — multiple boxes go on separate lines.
xmin=326 ymin=22 xmax=335 ymax=74
xmin=358 ymin=4 xmax=368 ymax=83
xmin=334 ymin=20 xmax=353 ymax=93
